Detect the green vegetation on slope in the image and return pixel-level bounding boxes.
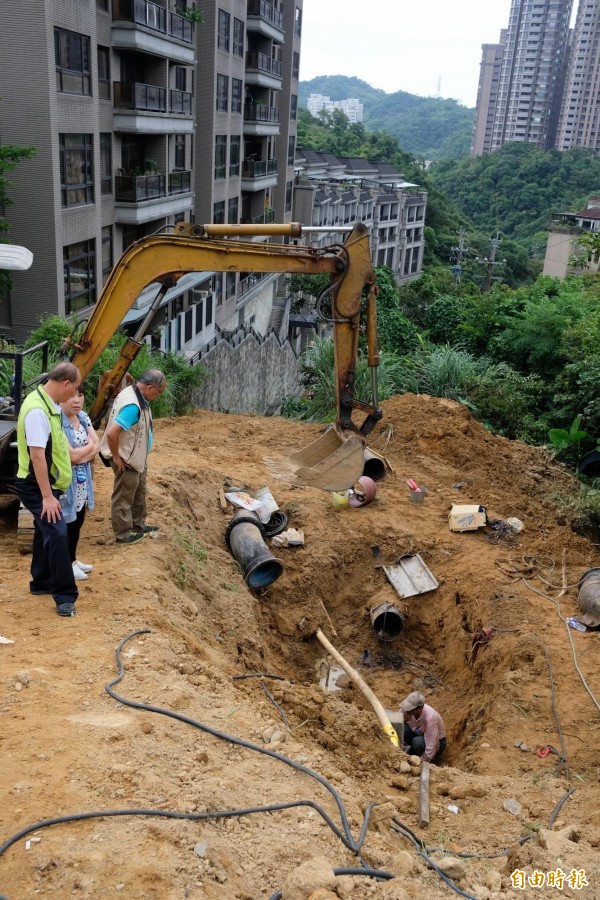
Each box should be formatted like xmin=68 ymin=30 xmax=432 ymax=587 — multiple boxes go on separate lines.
xmin=430 ymin=143 xmax=600 ymax=247
xmin=299 ymin=75 xmax=474 ymax=160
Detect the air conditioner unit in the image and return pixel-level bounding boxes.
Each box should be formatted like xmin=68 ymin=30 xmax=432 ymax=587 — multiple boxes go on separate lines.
xmin=194 ymin=290 xmax=210 ymax=300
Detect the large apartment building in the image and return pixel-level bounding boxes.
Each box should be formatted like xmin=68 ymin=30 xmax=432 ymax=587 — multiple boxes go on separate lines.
xmin=0 ymin=0 xmax=302 ymax=350
xmin=556 ymin=0 xmax=600 ymax=150
xmin=471 ymin=0 xmax=574 ymax=155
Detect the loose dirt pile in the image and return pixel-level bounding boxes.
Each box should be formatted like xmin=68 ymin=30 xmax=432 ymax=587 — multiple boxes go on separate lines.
xmin=1 ymin=394 xmax=599 ymax=899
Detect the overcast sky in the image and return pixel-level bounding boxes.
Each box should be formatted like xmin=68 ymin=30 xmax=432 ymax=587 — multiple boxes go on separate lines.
xmin=299 ymin=0 xmax=513 ymax=108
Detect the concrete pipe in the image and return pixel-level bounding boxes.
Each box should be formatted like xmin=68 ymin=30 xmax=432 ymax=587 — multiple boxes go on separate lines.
xmin=370 ymin=600 xmax=405 ymax=640
xmin=363 ymin=448 xmax=388 ymax=482
xmin=226 ymin=509 xmax=284 ymax=589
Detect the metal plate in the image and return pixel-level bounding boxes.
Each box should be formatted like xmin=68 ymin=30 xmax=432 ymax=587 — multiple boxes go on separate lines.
xmin=382 ymin=553 xmax=438 ymax=599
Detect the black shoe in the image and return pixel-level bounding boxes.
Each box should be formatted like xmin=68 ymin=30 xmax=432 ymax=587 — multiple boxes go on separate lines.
xmin=117 ymin=531 xmax=146 ymax=544
xmin=138 ymin=524 xmax=160 ymax=533
xmin=56 ymin=603 xmax=76 ymax=617
xmin=30 ymin=584 xmax=52 ymax=596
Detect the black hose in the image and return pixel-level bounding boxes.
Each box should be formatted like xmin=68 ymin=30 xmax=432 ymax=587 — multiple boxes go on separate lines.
xmin=268 ymin=866 xmax=394 ymax=900
xmin=104 ymin=630 xmax=373 ymax=853
xmin=391 ymin=822 xmax=481 ymax=900
xmin=548 ymin=787 xmax=576 ymax=829
xmin=0 ymin=800 xmax=368 ymax=860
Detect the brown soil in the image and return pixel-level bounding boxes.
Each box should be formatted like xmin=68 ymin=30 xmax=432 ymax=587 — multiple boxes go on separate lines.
xmin=1 ymin=394 xmax=599 ymax=900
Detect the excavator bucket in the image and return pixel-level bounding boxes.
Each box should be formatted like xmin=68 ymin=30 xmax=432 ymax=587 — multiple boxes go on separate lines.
xmin=283 ymin=430 xmax=366 ymax=492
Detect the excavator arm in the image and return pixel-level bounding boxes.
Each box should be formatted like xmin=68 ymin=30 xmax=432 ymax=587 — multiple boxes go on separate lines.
xmin=69 ymin=222 xmax=381 ymax=491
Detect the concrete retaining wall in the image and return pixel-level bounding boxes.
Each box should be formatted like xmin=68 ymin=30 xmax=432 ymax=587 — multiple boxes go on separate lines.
xmin=193 ymin=330 xmax=300 ymax=414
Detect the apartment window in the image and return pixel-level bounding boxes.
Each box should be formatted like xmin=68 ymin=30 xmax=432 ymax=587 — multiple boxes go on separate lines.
xmin=54 ymin=28 xmax=91 ymax=95
xmin=213 ymin=200 xmax=225 ymax=224
xmin=60 ymin=134 xmax=94 ymax=207
xmin=232 ymin=78 xmax=243 ymax=113
xmin=101 ymin=226 xmax=113 ymax=278
xmin=285 ymin=180 xmax=293 ymax=214
xmin=100 ymin=133 xmax=112 ymax=195
xmin=287 ymin=135 xmax=296 ymax=166
xmin=216 ymin=74 xmax=229 ymax=111
xmin=218 ymin=9 xmax=230 ymax=51
xmin=233 ymin=18 xmax=244 ymax=57
xmin=292 ymin=52 xmax=300 ymax=80
xmin=205 ymin=294 xmax=213 ymax=325
xmin=229 ymin=136 xmax=240 ymax=176
xmin=215 ymin=136 xmax=227 ymax=179
xmin=174 ymin=66 xmax=186 ymax=91
xmin=64 ymin=240 xmax=96 ymax=314
xmin=228 ymin=196 xmax=239 ymax=224
xmin=290 ymin=94 xmax=298 ymax=120
xmin=174 ymin=133 xmax=186 ymax=170
xmin=98 ymin=46 xmax=110 ymax=99
xmin=226 ymin=272 xmax=236 ymax=299
xmin=295 ymin=6 xmax=302 ymax=36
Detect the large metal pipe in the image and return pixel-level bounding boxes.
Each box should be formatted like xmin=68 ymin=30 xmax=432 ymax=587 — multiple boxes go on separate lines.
xmin=226 ymin=509 xmax=284 ymax=589
xmin=370 ymin=600 xmax=405 ymax=640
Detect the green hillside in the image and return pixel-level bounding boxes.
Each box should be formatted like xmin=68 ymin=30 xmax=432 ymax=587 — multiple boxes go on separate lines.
xmin=299 ymin=75 xmax=474 ymax=160
xmin=430 ymin=142 xmax=600 ymax=245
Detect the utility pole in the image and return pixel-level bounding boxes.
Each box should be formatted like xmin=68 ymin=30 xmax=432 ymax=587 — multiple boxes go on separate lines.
xmin=476 ymin=232 xmax=506 ymax=292
xmin=450 ymin=227 xmax=469 ymax=282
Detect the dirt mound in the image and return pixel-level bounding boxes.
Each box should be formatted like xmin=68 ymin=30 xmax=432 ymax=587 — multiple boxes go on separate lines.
xmin=1 ymin=395 xmax=599 ymax=899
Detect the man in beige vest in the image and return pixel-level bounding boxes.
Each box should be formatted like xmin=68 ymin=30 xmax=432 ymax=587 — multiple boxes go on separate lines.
xmin=100 ymin=369 xmax=166 ymax=544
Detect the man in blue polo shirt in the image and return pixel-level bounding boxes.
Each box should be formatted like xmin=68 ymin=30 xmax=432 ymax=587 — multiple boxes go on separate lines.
xmin=99 ymin=369 xmax=166 ymax=544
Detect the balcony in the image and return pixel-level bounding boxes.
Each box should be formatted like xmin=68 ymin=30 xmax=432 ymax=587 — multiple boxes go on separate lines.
xmin=243 ymin=103 xmax=280 ymax=136
xmin=112 ymin=0 xmax=195 ymax=65
xmin=240 ymin=210 xmax=276 ymax=225
xmin=247 ymin=0 xmax=284 ymax=40
xmin=241 ymin=158 xmax=278 ymax=192
xmin=245 ymin=51 xmax=283 ymax=90
xmin=113 ymin=82 xmax=194 ymax=133
xmin=115 ymin=170 xmax=192 ymax=224
xmin=169 ymin=171 xmax=191 ymax=194
xmin=114 ymin=81 xmax=166 ymax=112
xmin=169 ymin=88 xmax=193 ymax=115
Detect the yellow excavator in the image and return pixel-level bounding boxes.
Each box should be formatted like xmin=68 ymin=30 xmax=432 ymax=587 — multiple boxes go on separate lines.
xmin=0 ymin=222 xmax=381 ymax=499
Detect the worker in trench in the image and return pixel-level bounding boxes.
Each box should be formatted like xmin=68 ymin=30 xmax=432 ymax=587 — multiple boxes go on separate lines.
xmin=400 ymin=691 xmax=447 ymax=763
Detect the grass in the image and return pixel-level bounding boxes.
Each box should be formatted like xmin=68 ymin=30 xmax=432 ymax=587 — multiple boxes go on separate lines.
xmin=174 ymin=531 xmax=208 ymax=587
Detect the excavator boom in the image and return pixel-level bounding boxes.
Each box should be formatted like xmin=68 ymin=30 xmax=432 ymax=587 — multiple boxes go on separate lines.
xmin=69 ymin=222 xmax=381 ymax=492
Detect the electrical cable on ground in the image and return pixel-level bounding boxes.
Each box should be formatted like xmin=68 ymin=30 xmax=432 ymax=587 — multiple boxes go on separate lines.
xmin=0 ymin=629 xmax=395 ymax=898
xmin=268 ymin=867 xmax=394 ymax=900
xmin=260 ymin=680 xmax=289 ymax=726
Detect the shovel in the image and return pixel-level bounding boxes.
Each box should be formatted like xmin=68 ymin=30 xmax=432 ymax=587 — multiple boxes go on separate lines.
xmin=282 ymin=429 xmax=366 ymax=492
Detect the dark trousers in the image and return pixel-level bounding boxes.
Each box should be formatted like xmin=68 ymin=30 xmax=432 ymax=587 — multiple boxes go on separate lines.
xmin=404 ymin=723 xmax=447 ymax=763
xmin=14 ymin=478 xmax=78 ymax=607
xmin=67 ymin=506 xmax=86 ymax=563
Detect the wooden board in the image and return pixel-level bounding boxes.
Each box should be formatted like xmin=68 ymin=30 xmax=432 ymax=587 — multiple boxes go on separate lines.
xmin=418 ymin=761 xmax=430 ymax=828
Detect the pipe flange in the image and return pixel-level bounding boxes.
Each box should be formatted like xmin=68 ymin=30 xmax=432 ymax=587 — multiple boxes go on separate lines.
xmin=225 ymin=512 xmax=265 ymax=550
xmin=263 ymin=511 xmax=288 ymax=538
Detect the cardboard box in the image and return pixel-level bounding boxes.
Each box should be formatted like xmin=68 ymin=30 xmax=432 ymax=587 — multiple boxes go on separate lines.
xmin=449 ymin=504 xmax=487 ymax=532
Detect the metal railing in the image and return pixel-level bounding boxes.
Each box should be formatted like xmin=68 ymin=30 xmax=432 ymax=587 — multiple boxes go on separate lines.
xmin=245 ymin=51 xmax=282 ymax=77
xmin=243 ymin=103 xmax=280 ymax=124
xmin=114 ymin=81 xmax=166 ymax=112
xmin=242 ymin=159 xmax=277 ymax=179
xmin=169 ymin=88 xmax=192 ymax=114
xmin=168 ymin=171 xmax=191 ymax=194
xmin=115 ymin=174 xmax=166 ymax=202
xmin=240 ymin=210 xmax=276 ymax=225
xmin=247 ymin=0 xmax=284 ymax=30
xmin=113 ymin=0 xmax=193 ymax=43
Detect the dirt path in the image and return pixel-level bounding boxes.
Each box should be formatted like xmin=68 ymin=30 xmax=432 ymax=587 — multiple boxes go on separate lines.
xmin=1 ymin=395 xmax=599 ymax=899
